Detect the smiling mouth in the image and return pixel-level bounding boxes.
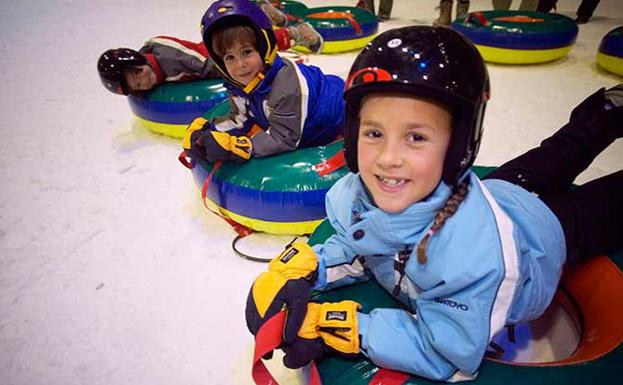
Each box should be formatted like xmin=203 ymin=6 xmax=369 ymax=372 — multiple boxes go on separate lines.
xmin=376 ymin=175 xmax=408 ymax=188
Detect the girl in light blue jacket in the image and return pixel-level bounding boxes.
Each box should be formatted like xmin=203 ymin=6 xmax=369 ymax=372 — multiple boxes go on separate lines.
xmin=245 ymin=26 xmax=623 ymax=382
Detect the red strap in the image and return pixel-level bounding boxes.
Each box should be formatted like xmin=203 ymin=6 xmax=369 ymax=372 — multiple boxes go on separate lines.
xmin=200 ymin=160 xmax=252 ymax=237
xmin=369 ymin=369 xmax=411 ymax=385
xmin=253 ymin=311 xmax=322 ymax=385
xmin=465 ymin=12 xmax=489 ymax=26
xmin=314 ymin=150 xmax=346 ymax=177
xmin=253 ymin=312 xmax=286 ymax=385
xmin=178 ymin=150 xmax=193 ymax=169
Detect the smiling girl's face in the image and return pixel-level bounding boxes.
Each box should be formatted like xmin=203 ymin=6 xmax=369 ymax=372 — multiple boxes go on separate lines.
xmin=357 ymin=92 xmax=453 ymax=213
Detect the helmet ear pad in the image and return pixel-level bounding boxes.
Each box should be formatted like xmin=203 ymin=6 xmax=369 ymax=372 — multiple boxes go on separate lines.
xmin=442 ymin=100 xmax=486 ymax=184
xmin=343 ymin=104 xmax=360 ymax=174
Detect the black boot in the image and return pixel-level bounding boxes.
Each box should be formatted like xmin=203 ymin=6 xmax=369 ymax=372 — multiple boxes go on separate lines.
xmin=433 ymin=0 xmax=453 ymax=26
xmin=485 ymin=86 xmax=623 ymax=196
xmin=378 ymin=0 xmax=393 ymax=21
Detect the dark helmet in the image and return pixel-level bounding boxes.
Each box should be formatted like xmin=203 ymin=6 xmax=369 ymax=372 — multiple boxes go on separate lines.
xmin=200 ymin=0 xmax=278 ymax=90
xmin=343 ymin=26 xmax=490 ymax=185
xmin=97 ymin=48 xmax=147 ymax=95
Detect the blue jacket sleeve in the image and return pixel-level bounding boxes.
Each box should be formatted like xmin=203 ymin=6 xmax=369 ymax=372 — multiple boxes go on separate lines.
xmin=357 ymin=279 xmax=494 ymax=381
xmin=312 ymin=234 xmax=369 ymax=291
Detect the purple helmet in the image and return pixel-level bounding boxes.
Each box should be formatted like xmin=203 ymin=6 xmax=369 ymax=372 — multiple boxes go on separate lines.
xmin=97 ymin=48 xmax=147 ymax=95
xmin=343 ymin=26 xmax=490 ymax=185
xmin=200 ymin=0 xmax=277 ymax=88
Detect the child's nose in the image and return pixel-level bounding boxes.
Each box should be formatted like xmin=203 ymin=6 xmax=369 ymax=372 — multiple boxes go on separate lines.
xmin=377 ymin=140 xmax=403 ymax=168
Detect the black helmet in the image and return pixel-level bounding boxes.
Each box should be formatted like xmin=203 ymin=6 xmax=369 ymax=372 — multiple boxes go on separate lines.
xmin=200 ymin=0 xmax=278 ymax=92
xmin=97 ymin=48 xmax=147 ymax=95
xmin=343 ymin=26 xmax=490 ymax=185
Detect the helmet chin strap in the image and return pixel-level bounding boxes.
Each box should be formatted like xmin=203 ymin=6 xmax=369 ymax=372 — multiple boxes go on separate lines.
xmin=242 ymin=71 xmax=265 ymax=94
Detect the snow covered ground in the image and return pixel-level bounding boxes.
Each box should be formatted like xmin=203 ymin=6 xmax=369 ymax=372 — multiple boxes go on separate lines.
xmin=0 ymin=1 xmax=621 ymax=384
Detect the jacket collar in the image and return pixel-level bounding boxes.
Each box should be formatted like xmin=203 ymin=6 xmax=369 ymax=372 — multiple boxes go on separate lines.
xmin=351 ymin=174 xmax=454 ymax=246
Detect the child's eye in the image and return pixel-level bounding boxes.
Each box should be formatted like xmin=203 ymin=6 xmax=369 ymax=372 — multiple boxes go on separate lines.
xmin=223 ymin=54 xmax=234 ymax=62
xmin=407 ymin=132 xmax=425 ymax=142
xmin=362 ymin=129 xmax=382 ymax=139
xmin=242 ymin=48 xmax=254 ymax=56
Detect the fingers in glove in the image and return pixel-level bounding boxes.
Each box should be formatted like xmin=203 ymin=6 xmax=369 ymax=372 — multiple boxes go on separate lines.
xmin=282 ymin=279 xmax=312 ymax=344
xmin=245 ymin=285 xmax=291 ymax=336
xmin=282 ymin=338 xmax=324 ymax=369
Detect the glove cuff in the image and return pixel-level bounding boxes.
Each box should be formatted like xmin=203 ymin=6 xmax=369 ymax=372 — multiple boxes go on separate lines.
xmin=300 ymin=300 xmax=361 ymax=354
xmin=269 ymin=242 xmax=318 ymax=280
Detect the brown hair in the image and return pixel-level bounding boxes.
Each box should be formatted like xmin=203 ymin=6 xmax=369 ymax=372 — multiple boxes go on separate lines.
xmin=211 ymin=25 xmax=258 ymax=57
xmin=416 ymin=181 xmax=469 ymax=264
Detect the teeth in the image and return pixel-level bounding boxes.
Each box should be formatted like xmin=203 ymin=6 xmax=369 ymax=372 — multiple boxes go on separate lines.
xmin=378 ymin=176 xmax=405 ymax=186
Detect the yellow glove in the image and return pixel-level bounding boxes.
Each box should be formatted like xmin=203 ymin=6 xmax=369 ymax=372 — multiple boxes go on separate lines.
xmin=245 ymin=242 xmax=318 ymax=345
xmin=182 ymin=117 xmax=208 ymax=150
xmin=282 ymin=300 xmax=361 ymax=369
xmin=201 ymin=130 xmax=252 ymax=163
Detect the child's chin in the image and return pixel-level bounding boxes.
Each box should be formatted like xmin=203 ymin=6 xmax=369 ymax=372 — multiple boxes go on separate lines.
xmin=378 ymin=201 xmax=409 ymax=214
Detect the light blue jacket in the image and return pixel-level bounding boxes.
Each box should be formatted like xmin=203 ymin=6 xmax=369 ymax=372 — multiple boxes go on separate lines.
xmin=312 ymin=171 xmax=566 ymax=381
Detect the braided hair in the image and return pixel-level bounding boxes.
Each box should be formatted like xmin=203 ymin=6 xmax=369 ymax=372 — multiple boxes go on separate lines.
xmin=416 ymin=181 xmax=470 ymax=264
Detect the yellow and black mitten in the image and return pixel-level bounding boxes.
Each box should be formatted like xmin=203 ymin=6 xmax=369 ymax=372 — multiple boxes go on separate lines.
xmin=182 ymin=117 xmax=211 ymax=161
xmin=245 ymin=242 xmax=318 ymax=346
xmin=281 ymin=300 xmax=361 ymax=369
xmin=200 ymin=130 xmax=252 ymax=163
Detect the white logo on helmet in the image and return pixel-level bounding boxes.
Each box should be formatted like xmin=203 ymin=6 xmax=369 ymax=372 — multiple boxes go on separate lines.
xmin=387 ymin=38 xmax=402 ymax=48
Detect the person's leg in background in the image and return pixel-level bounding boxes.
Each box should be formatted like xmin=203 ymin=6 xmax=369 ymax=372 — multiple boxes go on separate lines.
xmin=519 ymin=0 xmax=539 ymax=11
xmin=492 ymin=0 xmax=512 ymax=10
xmin=378 ymin=0 xmax=393 ymax=21
xmin=456 ymin=0 xmax=470 ymax=19
xmin=536 ymin=0 xmax=558 ymax=12
xmin=575 ymin=0 xmax=601 ymax=24
xmin=433 ymin=0 xmax=454 ymax=26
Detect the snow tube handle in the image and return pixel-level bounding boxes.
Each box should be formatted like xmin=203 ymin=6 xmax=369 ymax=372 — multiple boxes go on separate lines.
xmin=306 ymin=11 xmax=363 ymax=36
xmin=465 ymin=12 xmax=489 ymax=26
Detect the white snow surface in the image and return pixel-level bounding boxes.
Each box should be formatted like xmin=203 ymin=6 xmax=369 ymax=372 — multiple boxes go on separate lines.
xmin=0 ymin=1 xmax=621 ymax=384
